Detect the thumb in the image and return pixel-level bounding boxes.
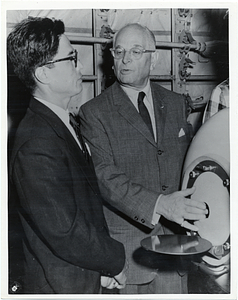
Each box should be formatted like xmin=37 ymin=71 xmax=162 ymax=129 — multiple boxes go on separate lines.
xmin=180 ymin=186 xmax=196 ymax=197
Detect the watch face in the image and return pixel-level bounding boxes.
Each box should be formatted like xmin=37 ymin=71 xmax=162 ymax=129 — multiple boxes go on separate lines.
xmin=141 ymin=235 xmax=212 ymax=256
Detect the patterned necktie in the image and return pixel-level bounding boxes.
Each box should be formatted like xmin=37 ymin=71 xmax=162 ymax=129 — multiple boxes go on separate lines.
xmin=137 ymin=91 xmax=154 ymax=138
xmin=69 ymin=113 xmax=90 ymax=162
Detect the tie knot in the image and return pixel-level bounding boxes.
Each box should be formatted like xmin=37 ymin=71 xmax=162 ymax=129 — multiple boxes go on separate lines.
xmin=137 ymin=91 xmax=145 ymax=104
xmin=69 ymin=113 xmax=80 ymax=128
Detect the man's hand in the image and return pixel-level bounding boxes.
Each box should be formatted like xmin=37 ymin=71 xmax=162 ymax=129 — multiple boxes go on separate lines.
xmin=101 ymin=260 xmax=128 ymax=289
xmin=157 ymin=187 xmax=208 ymax=231
xmin=114 ymin=259 xmax=128 ymax=289
xmin=101 ymin=276 xmax=118 ymax=289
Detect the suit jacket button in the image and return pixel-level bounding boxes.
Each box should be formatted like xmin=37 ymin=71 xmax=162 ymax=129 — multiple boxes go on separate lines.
xmin=162 ymin=185 xmax=168 ymax=191
xmin=134 ymin=216 xmax=138 ymax=220
xmin=157 ymin=150 xmax=163 ymax=155
xmin=141 ymin=219 xmax=145 ymax=223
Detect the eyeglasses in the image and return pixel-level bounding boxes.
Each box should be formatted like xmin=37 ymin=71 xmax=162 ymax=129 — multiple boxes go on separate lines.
xmin=44 ymin=49 xmax=78 ymax=68
xmin=110 ymin=47 xmax=155 ymax=60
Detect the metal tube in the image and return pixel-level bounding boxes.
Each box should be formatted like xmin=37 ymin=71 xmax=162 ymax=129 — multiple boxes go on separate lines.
xmin=82 ymin=75 xmax=218 ymax=82
xmin=82 ymin=75 xmax=98 ymax=81
xmin=66 ymin=33 xmax=112 ymax=44
xmin=185 ymin=75 xmax=218 ymax=82
xmin=66 ymin=32 xmax=199 ymax=50
xmin=156 ymin=41 xmax=198 ymax=50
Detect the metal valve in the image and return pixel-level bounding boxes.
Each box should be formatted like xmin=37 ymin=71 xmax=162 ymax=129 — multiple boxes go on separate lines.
xmin=223 ymin=179 xmax=230 ymax=187
xmin=189 ymin=170 xmax=200 ymax=178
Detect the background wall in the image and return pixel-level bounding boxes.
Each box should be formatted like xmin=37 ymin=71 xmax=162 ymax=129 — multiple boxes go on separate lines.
xmin=7 ymin=8 xmax=229 ymax=134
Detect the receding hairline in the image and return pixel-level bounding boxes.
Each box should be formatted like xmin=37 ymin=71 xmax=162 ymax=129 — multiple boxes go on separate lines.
xmin=113 ymin=23 xmax=156 ymax=49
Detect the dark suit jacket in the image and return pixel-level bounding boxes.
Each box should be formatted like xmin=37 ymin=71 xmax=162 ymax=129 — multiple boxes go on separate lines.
xmin=79 ymin=81 xmax=191 ymax=287
xmin=9 ymin=98 xmax=125 ymax=294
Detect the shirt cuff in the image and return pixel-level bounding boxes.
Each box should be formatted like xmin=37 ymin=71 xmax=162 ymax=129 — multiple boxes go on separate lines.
xmin=151 ymin=194 xmax=163 ymax=225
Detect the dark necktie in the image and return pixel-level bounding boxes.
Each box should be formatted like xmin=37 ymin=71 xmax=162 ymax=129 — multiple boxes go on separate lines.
xmin=69 ymin=113 xmax=90 ymax=162
xmin=137 ymin=91 xmax=154 ymax=138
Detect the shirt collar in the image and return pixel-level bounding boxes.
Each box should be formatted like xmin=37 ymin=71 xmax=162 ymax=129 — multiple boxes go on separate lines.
xmin=121 ymin=80 xmax=151 ymax=102
xmin=34 ymin=97 xmax=70 ymax=126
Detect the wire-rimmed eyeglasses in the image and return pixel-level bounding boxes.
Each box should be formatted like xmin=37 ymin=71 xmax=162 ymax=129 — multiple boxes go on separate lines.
xmin=43 ymin=49 xmax=78 ymax=68
xmin=110 ymin=47 xmax=155 ymax=60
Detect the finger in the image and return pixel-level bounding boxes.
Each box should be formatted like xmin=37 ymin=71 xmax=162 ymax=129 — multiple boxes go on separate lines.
xmin=183 ymin=212 xmax=207 ymax=221
xmin=179 ymin=186 xmax=196 ymax=197
xmin=116 ymin=283 xmax=126 ymax=289
xmin=185 ymin=199 xmax=208 ymax=210
xmin=183 ymin=240 xmax=199 ymax=251
xmin=100 ymin=276 xmax=111 ymax=287
xmin=181 ymin=220 xmax=199 ymax=231
xmin=114 ymin=277 xmax=126 ymax=287
xmin=107 ymin=279 xmax=118 ymax=289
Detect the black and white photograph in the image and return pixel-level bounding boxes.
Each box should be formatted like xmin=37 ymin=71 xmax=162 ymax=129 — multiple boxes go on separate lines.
xmin=1 ymin=1 xmax=237 ymax=299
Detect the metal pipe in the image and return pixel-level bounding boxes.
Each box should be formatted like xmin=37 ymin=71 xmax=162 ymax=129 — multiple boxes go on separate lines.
xmin=156 ymin=41 xmax=198 ymax=50
xmin=150 ymin=75 xmax=175 ymax=81
xmin=66 ymin=33 xmax=111 ymax=44
xmin=82 ymin=75 xmax=98 ymax=81
xmin=185 ymin=75 xmax=218 ymax=82
xmin=82 ymin=75 xmax=218 ymax=82
xmin=66 ymin=32 xmax=199 ymax=50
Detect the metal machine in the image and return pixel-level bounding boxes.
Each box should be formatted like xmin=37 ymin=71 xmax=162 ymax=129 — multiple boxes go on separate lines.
xmin=142 ymin=108 xmax=230 ymax=293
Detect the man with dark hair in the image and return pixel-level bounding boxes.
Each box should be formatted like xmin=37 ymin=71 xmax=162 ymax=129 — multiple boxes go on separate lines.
xmin=8 ymin=16 xmax=127 ymax=294
xmin=79 ymin=23 xmax=208 ymax=294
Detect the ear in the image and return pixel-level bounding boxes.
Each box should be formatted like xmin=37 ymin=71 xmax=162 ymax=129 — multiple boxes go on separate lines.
xmin=34 ymin=66 xmax=50 ymax=84
xmin=150 ymin=51 xmax=159 ymax=71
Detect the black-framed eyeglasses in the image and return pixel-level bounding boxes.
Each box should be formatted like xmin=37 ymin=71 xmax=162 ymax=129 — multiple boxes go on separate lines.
xmin=110 ymin=47 xmax=155 ymax=60
xmin=43 ymin=49 xmax=78 ymax=68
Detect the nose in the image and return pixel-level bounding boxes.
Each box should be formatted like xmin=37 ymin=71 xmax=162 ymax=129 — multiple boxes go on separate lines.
xmin=122 ymin=50 xmax=132 ymax=64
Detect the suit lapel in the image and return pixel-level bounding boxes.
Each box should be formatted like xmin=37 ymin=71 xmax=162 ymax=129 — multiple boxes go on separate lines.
xmin=29 ymin=98 xmax=100 ymax=195
xmin=112 ymin=82 xmax=156 ymax=146
xmin=66 ymin=134 xmax=101 ymax=196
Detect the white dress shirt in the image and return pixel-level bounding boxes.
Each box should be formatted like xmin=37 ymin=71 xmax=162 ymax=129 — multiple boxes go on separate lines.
xmin=121 ymin=80 xmax=157 ymax=142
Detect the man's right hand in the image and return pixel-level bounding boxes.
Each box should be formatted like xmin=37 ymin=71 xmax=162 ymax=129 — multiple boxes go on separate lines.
xmin=157 ymin=187 xmax=208 ymax=231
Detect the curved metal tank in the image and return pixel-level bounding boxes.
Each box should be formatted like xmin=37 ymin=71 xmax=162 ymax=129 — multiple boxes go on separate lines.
xmin=181 ymin=108 xmax=230 ymax=292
